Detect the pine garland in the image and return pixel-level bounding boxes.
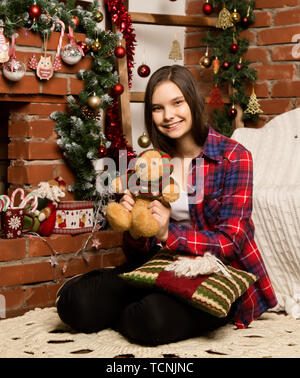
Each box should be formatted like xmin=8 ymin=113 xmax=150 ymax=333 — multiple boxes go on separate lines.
xmin=0 ymin=0 xmax=131 ymax=200
xmin=202 ymin=0 xmax=258 ymax=137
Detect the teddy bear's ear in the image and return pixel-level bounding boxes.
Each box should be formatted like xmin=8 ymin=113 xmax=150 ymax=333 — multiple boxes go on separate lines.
xmin=158 ymin=151 xmax=174 ymax=176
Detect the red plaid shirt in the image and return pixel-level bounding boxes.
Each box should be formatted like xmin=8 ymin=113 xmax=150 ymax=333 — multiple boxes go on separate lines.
xmin=123 ymin=127 xmax=277 ymax=328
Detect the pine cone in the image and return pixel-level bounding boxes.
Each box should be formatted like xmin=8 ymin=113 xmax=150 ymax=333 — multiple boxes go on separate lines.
xmin=81 ymin=106 xmax=100 ymax=120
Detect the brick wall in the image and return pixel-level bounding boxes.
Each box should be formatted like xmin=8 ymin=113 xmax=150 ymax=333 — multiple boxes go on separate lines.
xmin=185 ymin=0 xmax=300 ymax=127
xmin=0 ymin=231 xmax=125 ymax=319
xmin=0 ymin=30 xmax=126 ymax=319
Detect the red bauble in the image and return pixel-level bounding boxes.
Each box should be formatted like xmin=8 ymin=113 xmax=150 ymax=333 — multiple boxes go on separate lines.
xmin=202 ymin=2 xmax=213 ymax=15
xmin=230 ymin=43 xmax=239 ymax=53
xmin=71 ymin=16 xmax=80 ymax=27
xmin=222 ymin=61 xmax=230 ymax=70
xmin=114 ymin=46 xmax=126 ymax=58
xmin=137 ymin=64 xmax=151 ymax=78
xmin=236 ymin=62 xmax=243 ymax=71
xmin=113 ymin=83 xmax=124 ymax=96
xmin=241 ymin=16 xmax=250 ymax=28
xmin=228 ymin=105 xmax=237 ymax=119
xmin=28 ymin=4 xmax=42 ymax=19
xmin=77 ymin=41 xmax=90 ymax=54
xmin=98 ymin=146 xmax=108 ymax=158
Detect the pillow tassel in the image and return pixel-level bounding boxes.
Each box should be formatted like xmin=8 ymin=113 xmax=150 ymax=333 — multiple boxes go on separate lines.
xmin=164 ymin=252 xmax=232 ymax=279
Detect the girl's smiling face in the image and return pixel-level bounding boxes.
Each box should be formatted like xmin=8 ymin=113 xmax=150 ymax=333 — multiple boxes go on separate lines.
xmin=151 ymin=80 xmax=193 ymax=142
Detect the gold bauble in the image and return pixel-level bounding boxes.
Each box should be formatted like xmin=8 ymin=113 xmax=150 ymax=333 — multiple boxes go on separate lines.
xmin=94 ymin=11 xmax=104 ymax=23
xmin=88 ymin=94 xmax=101 ymax=109
xmin=199 ymin=55 xmax=212 ymax=68
xmin=92 ymin=38 xmax=102 ymax=52
xmin=231 ymin=9 xmax=241 ymax=23
xmin=138 ymin=132 xmax=151 ymax=148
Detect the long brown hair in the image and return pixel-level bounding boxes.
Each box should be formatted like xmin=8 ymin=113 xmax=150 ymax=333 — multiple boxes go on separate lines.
xmin=144 ymin=65 xmax=208 ymax=156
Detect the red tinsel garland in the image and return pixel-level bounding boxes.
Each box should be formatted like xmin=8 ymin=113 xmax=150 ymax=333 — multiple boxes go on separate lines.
xmin=105 ymin=0 xmax=137 ymax=167
xmin=105 ymin=0 xmax=136 ymax=86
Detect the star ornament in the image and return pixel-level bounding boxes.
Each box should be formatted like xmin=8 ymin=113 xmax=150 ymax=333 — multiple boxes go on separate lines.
xmin=91 ymin=238 xmax=101 ymax=250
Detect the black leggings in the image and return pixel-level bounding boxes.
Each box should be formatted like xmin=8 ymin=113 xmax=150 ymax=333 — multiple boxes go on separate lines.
xmin=56 ymin=265 xmax=237 ymax=346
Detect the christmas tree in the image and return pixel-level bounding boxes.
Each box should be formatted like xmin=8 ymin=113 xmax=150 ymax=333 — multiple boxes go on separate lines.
xmin=0 ymin=0 xmax=136 ymax=200
xmin=202 ymin=0 xmax=259 ymax=137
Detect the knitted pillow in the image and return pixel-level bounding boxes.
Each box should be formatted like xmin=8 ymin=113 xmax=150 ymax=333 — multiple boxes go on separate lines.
xmin=119 ymin=250 xmax=258 ymax=318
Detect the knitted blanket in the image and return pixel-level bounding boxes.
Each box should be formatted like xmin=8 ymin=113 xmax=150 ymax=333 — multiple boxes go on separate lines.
xmin=0 ymin=307 xmax=299 ymax=358
xmin=231 ymin=108 xmax=300 ymax=318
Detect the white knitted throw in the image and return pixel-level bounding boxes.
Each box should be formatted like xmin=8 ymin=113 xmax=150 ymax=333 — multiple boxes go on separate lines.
xmin=231 ymin=108 xmax=300 ymax=318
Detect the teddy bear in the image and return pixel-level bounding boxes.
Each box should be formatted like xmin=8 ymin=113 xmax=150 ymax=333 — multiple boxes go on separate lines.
xmin=106 ymin=149 xmax=180 ymax=239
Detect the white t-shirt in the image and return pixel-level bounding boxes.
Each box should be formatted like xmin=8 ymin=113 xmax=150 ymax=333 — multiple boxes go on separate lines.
xmin=170 ymin=157 xmax=192 ymax=224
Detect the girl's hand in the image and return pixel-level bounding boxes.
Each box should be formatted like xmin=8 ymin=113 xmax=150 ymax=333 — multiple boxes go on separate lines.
xmin=119 ymin=190 xmax=135 ymax=212
xmin=148 ymin=199 xmax=171 ymax=242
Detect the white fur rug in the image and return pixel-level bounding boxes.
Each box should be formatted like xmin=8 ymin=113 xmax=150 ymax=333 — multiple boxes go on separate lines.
xmin=0 ymin=307 xmax=299 ymax=358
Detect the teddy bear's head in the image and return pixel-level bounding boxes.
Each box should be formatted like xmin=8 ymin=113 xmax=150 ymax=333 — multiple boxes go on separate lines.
xmin=135 ymin=149 xmax=173 ymax=182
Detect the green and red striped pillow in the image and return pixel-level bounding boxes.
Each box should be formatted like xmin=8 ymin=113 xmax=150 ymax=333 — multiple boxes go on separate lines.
xmin=120 ymin=250 xmax=257 ymax=318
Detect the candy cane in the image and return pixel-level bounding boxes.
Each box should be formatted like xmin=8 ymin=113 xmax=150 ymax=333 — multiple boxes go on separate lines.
xmin=10 ymin=188 xmax=25 ymax=209
xmin=68 ymin=25 xmax=85 ymax=56
xmin=51 ymin=19 xmax=65 ymax=59
xmin=19 ymin=193 xmax=38 ymax=214
xmin=0 ymin=195 xmax=10 ymax=212
xmin=10 ymin=33 xmax=16 ymax=72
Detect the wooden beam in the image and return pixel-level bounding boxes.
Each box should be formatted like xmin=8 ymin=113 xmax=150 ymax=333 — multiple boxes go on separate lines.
xmin=130 ymin=92 xmax=145 ymax=102
xmin=129 ymin=12 xmax=217 ymax=28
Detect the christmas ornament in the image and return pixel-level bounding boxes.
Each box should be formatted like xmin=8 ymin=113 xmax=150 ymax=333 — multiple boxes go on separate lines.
xmin=169 ymin=32 xmax=182 ymax=62
xmin=222 ymin=61 xmax=230 ymax=70
xmin=241 ymin=16 xmax=249 ymax=28
xmin=77 ymin=41 xmax=90 ymax=54
xmin=137 ymin=64 xmax=151 ymax=78
xmin=241 ymin=6 xmax=251 ymax=28
xmin=61 ymin=43 xmax=82 ymax=65
xmin=94 ymin=10 xmax=104 ymax=23
xmin=3 ymin=59 xmax=26 ymax=81
xmin=92 ymin=38 xmax=102 ymax=52
xmin=235 ymin=57 xmax=243 ymax=71
xmin=245 ymin=85 xmax=263 ymax=115
xmin=228 ymin=104 xmax=237 ymax=119
xmin=28 ymin=3 xmax=42 ymax=20
xmin=231 ymin=8 xmax=241 ymax=23
xmin=0 ymin=26 xmax=9 ymax=63
xmin=202 ymin=0 xmax=213 ymax=16
xmin=114 ymin=45 xmax=126 ymax=58
xmin=61 ymin=26 xmax=84 ymax=65
xmin=208 ymin=85 xmax=224 ymax=108
xmin=98 ymin=145 xmax=108 ymax=158
xmin=30 ymin=55 xmax=55 ymax=80
xmin=71 ymin=16 xmax=79 ymax=28
xmin=106 ymin=0 xmax=136 ymax=87
xmin=199 ymin=49 xmax=212 ymax=68
xmin=30 ymin=20 xmax=65 ymax=80
xmin=138 ymin=132 xmax=151 ymax=148
xmin=81 ymin=106 xmax=99 ymax=120
xmin=113 ymin=83 xmax=124 ymax=96
xmin=212 ymin=57 xmax=221 ymax=74
xmin=91 ymin=238 xmax=101 ymax=249
xmin=88 ymin=93 xmax=101 ymax=109
xmin=229 ymin=42 xmax=239 ymax=53
xmin=216 ymin=4 xmax=234 ymax=29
